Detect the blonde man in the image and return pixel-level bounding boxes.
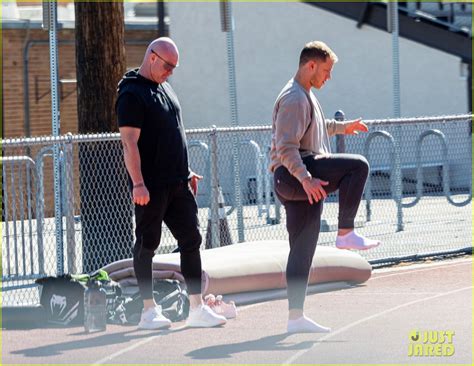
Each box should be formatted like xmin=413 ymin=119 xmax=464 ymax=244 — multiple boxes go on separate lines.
xmin=270 ymin=41 xmax=381 ymax=333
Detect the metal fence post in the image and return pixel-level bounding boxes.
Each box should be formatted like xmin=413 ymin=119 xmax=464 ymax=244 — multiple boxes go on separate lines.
xmin=388 ymin=0 xmax=403 ymax=231
xmin=46 ymin=0 xmax=64 ymax=275
xmin=259 ymin=152 xmax=266 ymax=217
xmin=335 ymin=110 xmax=346 ymax=153
xmin=222 ymin=1 xmax=244 ymax=242
xmin=388 ymin=0 xmax=401 ymax=118
xmin=209 ymin=126 xmax=220 ymax=248
xmin=264 ymin=146 xmax=279 ymax=225
xmin=63 ymin=133 xmax=77 ymax=273
xmin=393 ymin=126 xmax=404 ymax=231
xmin=388 ymin=1 xmax=403 ymax=231
xmin=233 ymin=138 xmax=245 ymax=242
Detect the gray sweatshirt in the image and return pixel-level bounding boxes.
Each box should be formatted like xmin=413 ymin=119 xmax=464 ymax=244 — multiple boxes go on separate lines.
xmin=269 ymin=78 xmax=347 ymax=183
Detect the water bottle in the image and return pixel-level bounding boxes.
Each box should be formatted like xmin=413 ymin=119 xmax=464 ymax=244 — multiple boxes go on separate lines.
xmin=84 ymin=280 xmax=107 ymax=333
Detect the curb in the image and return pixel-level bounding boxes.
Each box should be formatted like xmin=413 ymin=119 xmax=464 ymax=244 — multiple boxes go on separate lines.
xmin=1 ymin=305 xmax=46 ymax=329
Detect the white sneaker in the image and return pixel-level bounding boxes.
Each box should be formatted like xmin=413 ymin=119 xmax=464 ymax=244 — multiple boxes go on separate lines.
xmin=336 ymin=231 xmax=381 ymax=250
xmin=287 ymin=316 xmax=331 ymax=334
xmin=186 ymin=304 xmax=227 ymax=328
xmin=138 ymin=306 xmax=172 ymax=330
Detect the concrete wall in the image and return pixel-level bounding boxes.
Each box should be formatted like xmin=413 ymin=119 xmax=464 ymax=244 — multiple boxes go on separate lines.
xmin=168 ymin=2 xmax=468 ymax=127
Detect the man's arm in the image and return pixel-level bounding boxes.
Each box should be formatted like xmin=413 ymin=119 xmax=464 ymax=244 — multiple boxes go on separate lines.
xmin=189 ymin=171 xmax=203 ymax=196
xmin=326 ymin=117 xmax=368 ymax=136
xmin=343 ymin=118 xmax=368 ymax=135
xmin=275 ymin=94 xmax=328 ymax=204
xmin=119 ymin=126 xmax=149 ymax=206
xmin=274 ymin=94 xmax=312 ymax=183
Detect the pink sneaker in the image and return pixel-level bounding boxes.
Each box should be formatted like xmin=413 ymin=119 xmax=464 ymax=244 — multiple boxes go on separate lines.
xmin=204 ymin=294 xmax=237 ymax=319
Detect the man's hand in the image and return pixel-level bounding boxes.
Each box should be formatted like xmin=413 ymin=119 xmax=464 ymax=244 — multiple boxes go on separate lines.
xmin=301 ymin=177 xmax=329 ymax=204
xmin=189 ymin=172 xmax=203 ymax=196
xmin=344 ymin=118 xmax=368 ymax=135
xmin=133 ymin=183 xmax=150 ymax=206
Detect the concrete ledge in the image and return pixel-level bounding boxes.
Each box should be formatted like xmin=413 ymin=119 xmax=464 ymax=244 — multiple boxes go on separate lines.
xmin=1 ymin=305 xmax=46 ymax=329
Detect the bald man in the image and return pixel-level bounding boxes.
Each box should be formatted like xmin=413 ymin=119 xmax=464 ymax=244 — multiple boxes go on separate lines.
xmin=116 ymin=38 xmax=226 ymax=330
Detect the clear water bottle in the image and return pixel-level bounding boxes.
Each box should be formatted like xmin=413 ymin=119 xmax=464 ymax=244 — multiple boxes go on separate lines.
xmin=84 ymin=280 xmax=107 ymax=333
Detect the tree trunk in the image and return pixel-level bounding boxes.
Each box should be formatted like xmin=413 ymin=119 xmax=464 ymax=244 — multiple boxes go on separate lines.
xmin=75 ymin=2 xmax=133 ymax=273
xmin=76 ymin=2 xmax=125 ymax=133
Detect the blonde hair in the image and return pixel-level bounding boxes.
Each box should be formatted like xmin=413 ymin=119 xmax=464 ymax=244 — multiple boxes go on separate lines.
xmin=299 ymin=41 xmax=338 ymax=66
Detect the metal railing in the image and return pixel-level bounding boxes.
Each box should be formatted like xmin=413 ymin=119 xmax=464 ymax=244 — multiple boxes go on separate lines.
xmin=1 ymin=114 xmax=472 ymax=305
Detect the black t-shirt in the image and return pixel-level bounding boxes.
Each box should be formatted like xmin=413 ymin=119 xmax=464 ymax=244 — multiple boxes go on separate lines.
xmin=116 ymin=69 xmax=190 ymax=188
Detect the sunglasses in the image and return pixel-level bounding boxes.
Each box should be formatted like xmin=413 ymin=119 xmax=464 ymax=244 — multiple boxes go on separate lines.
xmin=151 ymin=49 xmax=177 ymax=72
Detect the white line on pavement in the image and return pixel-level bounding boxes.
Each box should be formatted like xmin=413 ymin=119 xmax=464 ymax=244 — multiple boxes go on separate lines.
xmin=283 ymin=285 xmax=473 ymax=365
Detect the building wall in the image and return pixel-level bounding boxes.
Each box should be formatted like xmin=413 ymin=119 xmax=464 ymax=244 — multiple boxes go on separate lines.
xmin=2 ymin=27 xmax=156 ymax=139
xmin=168 ymin=2 xmax=468 ymax=127
xmin=2 ymin=3 xmax=469 ymax=137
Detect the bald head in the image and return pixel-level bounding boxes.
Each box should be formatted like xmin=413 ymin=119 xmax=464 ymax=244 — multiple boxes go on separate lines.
xmin=139 ymin=37 xmax=179 ymax=84
xmin=145 ymin=37 xmax=179 ymax=66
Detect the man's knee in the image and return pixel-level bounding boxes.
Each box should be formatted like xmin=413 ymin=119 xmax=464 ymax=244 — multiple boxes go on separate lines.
xmin=354 ymin=155 xmax=369 ymax=176
xmin=133 ymin=242 xmax=155 ymax=260
xmin=178 ymin=229 xmax=202 ymax=253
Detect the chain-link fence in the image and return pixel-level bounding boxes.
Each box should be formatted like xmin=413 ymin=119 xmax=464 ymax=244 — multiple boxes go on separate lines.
xmin=2 ymin=114 xmax=472 ymax=306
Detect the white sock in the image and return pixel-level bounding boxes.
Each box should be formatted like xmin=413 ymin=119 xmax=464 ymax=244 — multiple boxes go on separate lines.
xmin=336 ymin=230 xmax=380 ymax=250
xmin=287 ymin=316 xmax=331 ymax=334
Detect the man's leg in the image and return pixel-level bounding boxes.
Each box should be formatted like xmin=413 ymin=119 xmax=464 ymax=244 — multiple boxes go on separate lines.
xmin=284 ymin=199 xmax=330 ymax=333
xmin=305 ymin=154 xmax=381 ymax=250
xmin=163 ymin=183 xmax=203 ymax=296
xmin=164 ymin=182 xmax=226 ymax=327
xmin=134 ymin=188 xmax=172 ymax=329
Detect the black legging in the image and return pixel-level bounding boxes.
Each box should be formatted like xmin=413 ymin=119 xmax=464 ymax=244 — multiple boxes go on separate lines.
xmin=274 ymin=153 xmax=369 ymax=310
xmin=133 ymin=182 xmax=203 ymax=300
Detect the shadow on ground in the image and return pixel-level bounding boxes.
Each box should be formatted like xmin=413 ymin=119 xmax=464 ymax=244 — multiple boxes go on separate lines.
xmin=186 ymin=332 xmax=346 ymax=360
xmin=10 ymin=327 xmax=188 ymax=357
